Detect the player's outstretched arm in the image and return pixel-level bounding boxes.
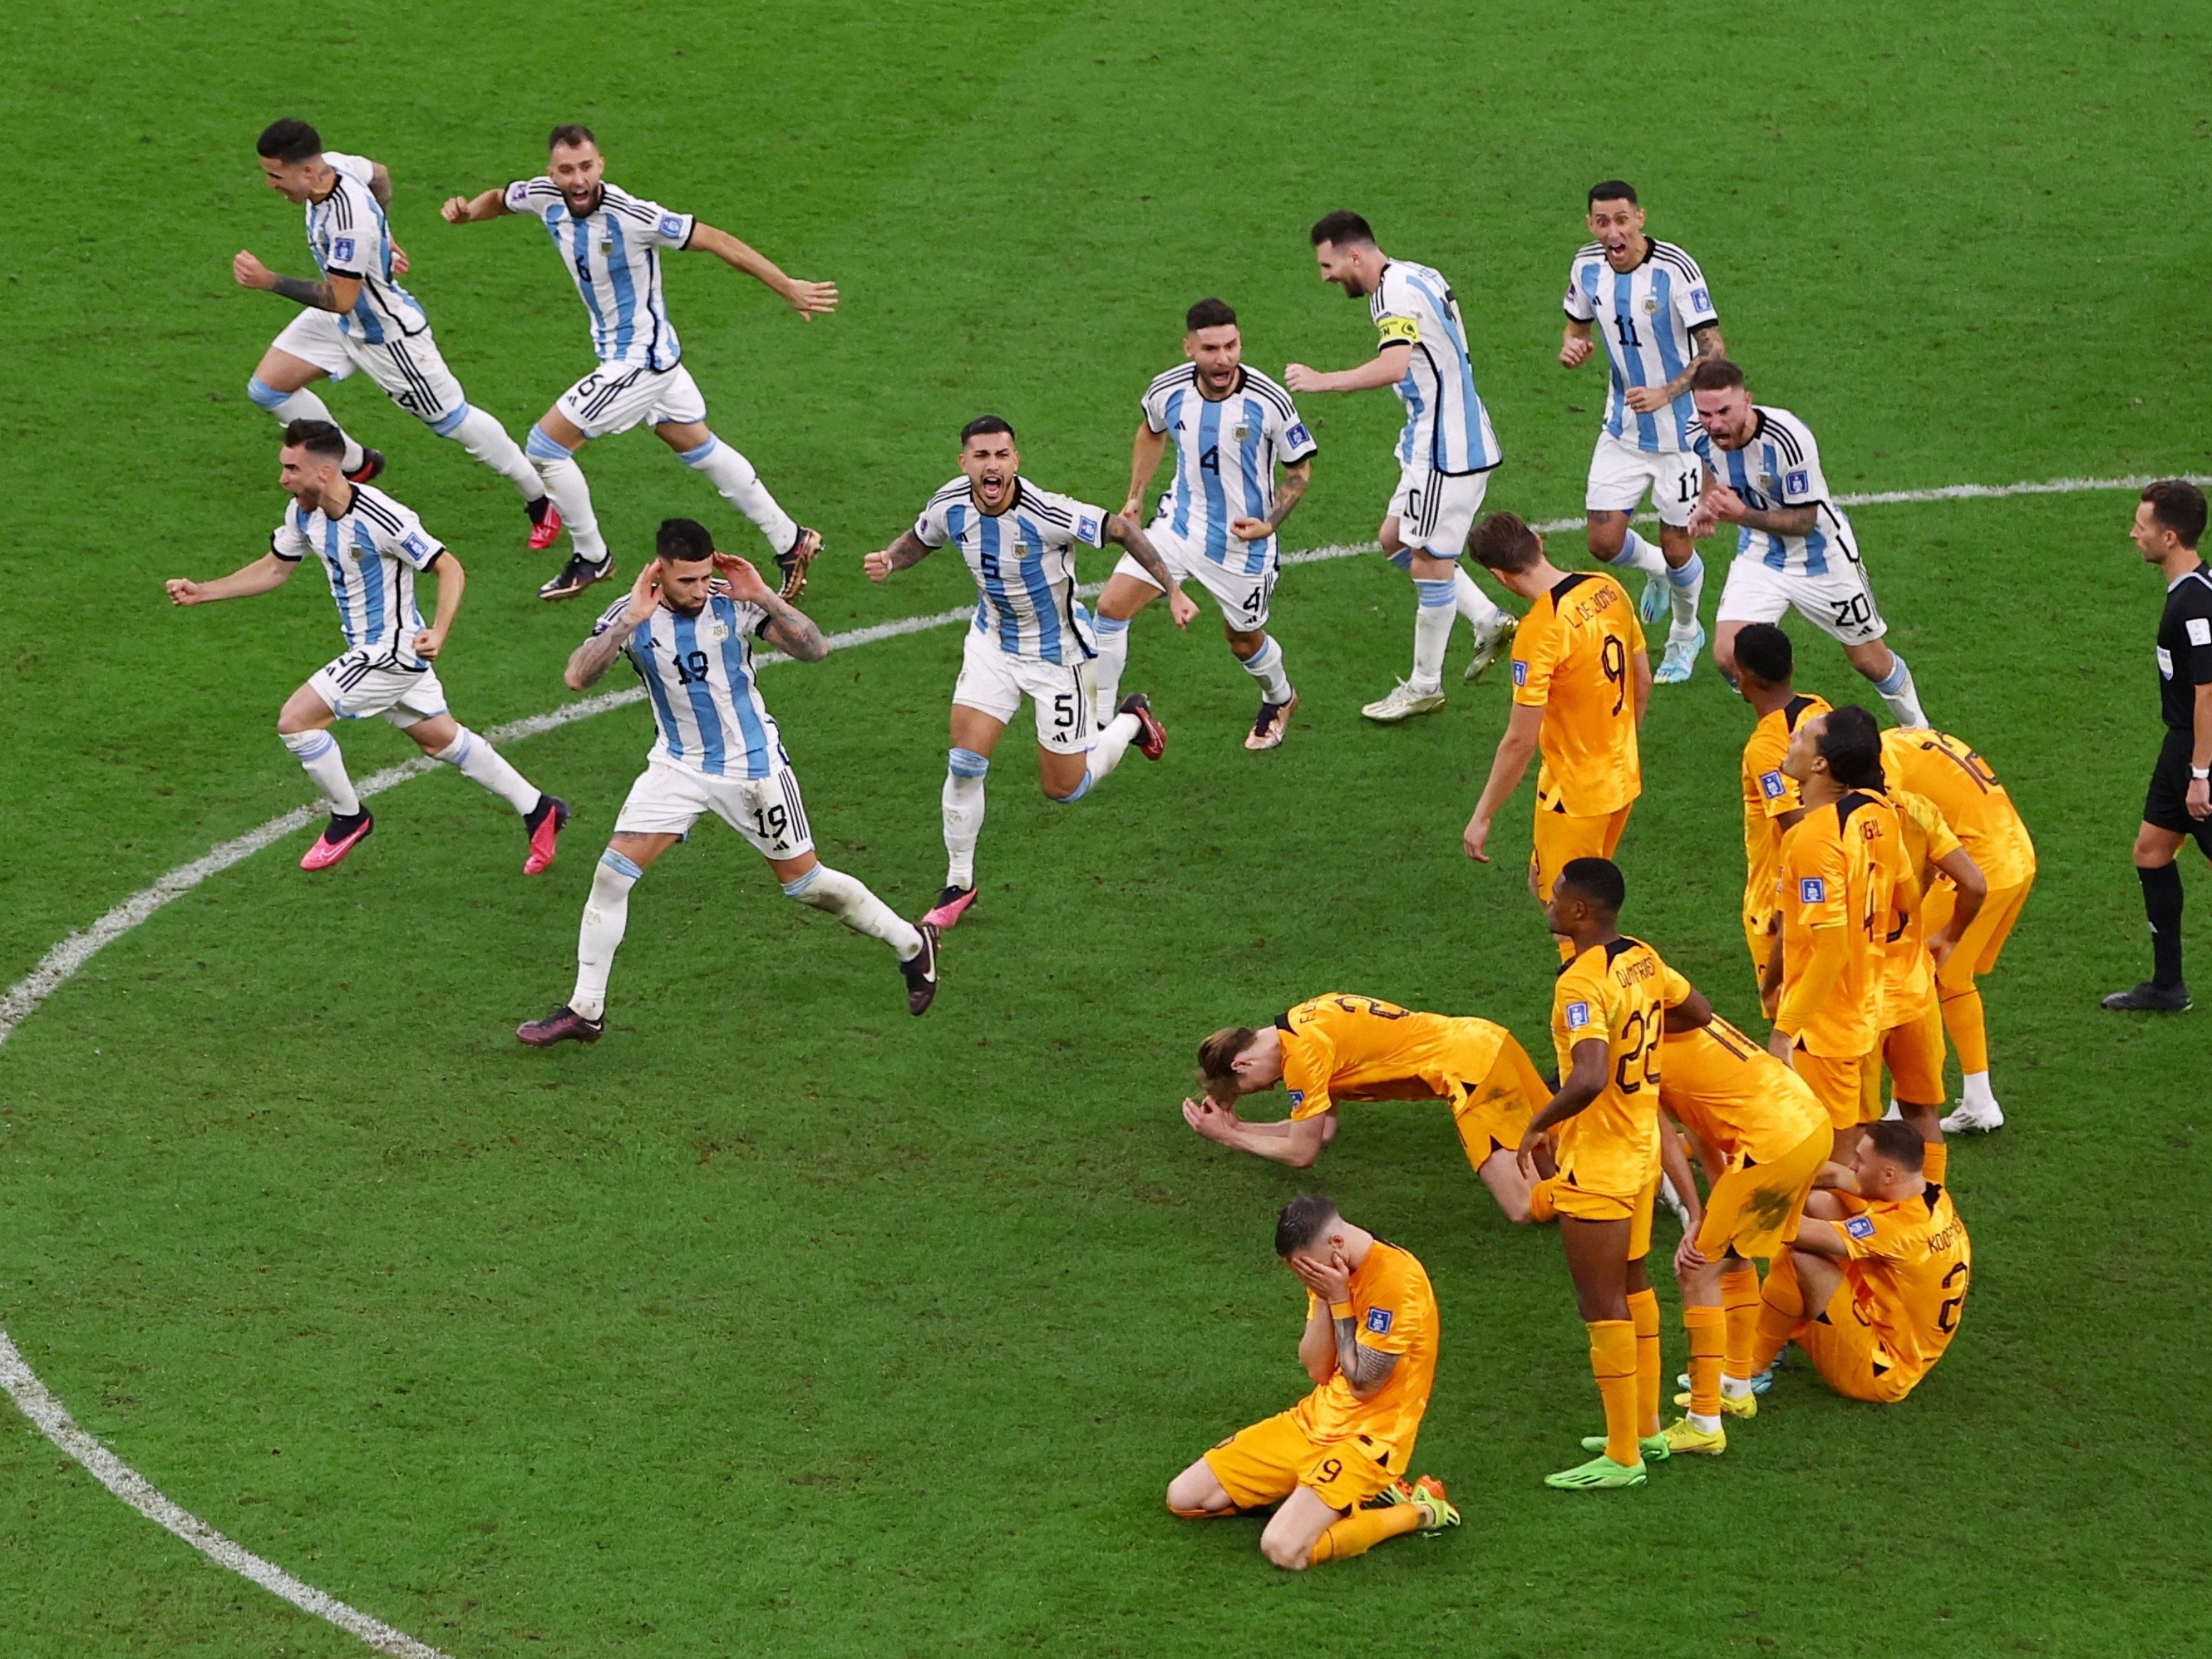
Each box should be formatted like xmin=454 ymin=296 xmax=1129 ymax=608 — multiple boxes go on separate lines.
xmin=1464 ymin=702 xmax=1544 ymax=861
xmin=165 ymin=552 xmax=296 ymax=607
xmin=1122 ymin=424 xmax=1169 ymax=523
xmin=232 ymin=251 xmax=361 ymax=314
xmin=1180 ymin=1096 xmax=1328 ymax=1167
xmin=1283 ymin=342 xmax=1409 ymax=396
xmin=1230 ymin=458 xmax=1312 ymax=544
xmin=439 ymin=190 xmax=512 ymax=224
xmin=712 ymin=552 xmax=826 ymax=662
xmin=1786 ymin=1216 xmax=1850 ymax=1261
xmin=566 ymin=564 xmax=661 ymax=689
xmin=413 ymin=552 xmax=465 ymax=662
xmin=687 ymin=224 xmax=836 ymax=321
xmin=1107 ymin=514 xmax=1197 ymax=628
xmin=863 ymin=530 xmax=934 ymax=583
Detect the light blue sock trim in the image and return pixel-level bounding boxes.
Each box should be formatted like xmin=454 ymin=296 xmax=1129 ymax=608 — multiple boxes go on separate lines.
xmin=1054 ymin=772 xmax=1094 ymax=803
xmin=427 ymin=401 xmax=472 ymax=437
xmin=1091 ymin=613 xmax=1131 ymax=636
xmin=677 ymin=436 xmax=720 ymax=466
xmin=1667 ymin=551 xmax=1704 ymax=588
xmin=1874 ymin=653 xmax=1911 ymax=697
xmin=525 ymin=425 xmax=571 ymax=461
xmin=282 ymin=731 xmax=334 ymax=760
xmin=1415 ymin=579 xmax=1456 ymax=608
xmin=1244 ymin=637 xmax=1280 ymax=672
xmin=1387 ymin=549 xmax=1414 ymax=572
xmin=948 ymin=746 xmax=991 ymax=779
xmin=781 ymin=865 xmax=824 ymax=897
xmin=434 ymin=731 xmax=472 ymax=766
xmin=599 ymin=848 xmax=644 ymax=880
xmin=247 ymin=376 xmax=288 ymax=411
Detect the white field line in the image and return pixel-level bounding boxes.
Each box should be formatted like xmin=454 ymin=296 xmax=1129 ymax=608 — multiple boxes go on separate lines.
xmin=0 ymin=465 xmax=2194 ymax=1656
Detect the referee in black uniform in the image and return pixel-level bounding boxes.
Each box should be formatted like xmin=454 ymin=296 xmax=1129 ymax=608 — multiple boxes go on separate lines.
xmin=2105 ymin=479 xmax=2212 ymax=1012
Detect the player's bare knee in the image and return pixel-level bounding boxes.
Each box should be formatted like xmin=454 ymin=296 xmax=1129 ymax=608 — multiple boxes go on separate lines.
xmin=1586 ymin=515 xmax=1627 ymax=560
xmin=1226 ymin=627 xmax=1264 ymax=659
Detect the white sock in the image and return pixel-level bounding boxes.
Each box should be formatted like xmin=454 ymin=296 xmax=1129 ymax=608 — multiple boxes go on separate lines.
xmin=431 ymin=726 xmax=542 ymax=815
xmin=1720 ymin=1375 xmax=1752 ymax=1399
xmin=1452 ymin=565 xmax=1509 ymax=631
xmin=446 ymin=406 xmax=544 ymax=500
xmin=680 ymin=436 xmax=797 ymax=554
xmin=249 ymin=377 xmax=362 ymax=473
xmin=281 ymin=728 xmax=362 ymax=816
xmin=571 ymin=849 xmax=640 ymax=1020
xmin=1411 ymin=579 xmax=1455 ymax=694
xmin=1688 ymin=1411 xmax=1721 ymax=1435
xmin=1666 ymin=549 xmax=1705 ymax=641
xmin=528 ymin=426 xmax=607 ymax=563
xmin=1083 ymin=712 xmax=1140 ymax=790
xmin=1872 ymin=651 xmax=1926 ymax=728
xmin=943 ymin=749 xmax=988 ymax=889
xmin=1241 ymin=635 xmax=1292 ymax=703
xmin=1091 ymin=613 xmax=1132 ymax=725
xmin=1611 ymin=527 xmax=1669 ymax=578
xmin=1962 ymin=1071 xmax=1997 ymax=1108
xmin=782 ymin=864 xmax=921 ymax=960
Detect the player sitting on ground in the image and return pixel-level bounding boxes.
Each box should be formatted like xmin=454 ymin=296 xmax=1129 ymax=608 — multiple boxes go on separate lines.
xmin=1165 ymin=1193 xmax=1459 ymax=1568
xmin=1732 ymin=623 xmax=1830 ymax=999
xmin=1748 ymin=1119 xmax=1972 ymax=1405
xmin=1092 ymin=298 xmax=1318 ymax=751
xmin=516 ymin=519 xmax=936 ymax=1046
xmin=165 ymin=420 xmax=566 ymax=874
xmin=1180 ymin=993 xmax=1552 ymax=1223
xmin=865 ymin=416 xmax=1194 ymax=933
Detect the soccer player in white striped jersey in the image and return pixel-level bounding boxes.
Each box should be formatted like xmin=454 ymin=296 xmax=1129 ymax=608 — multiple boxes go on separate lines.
xmin=1562 ymin=182 xmax=1725 ymax=685
xmin=1093 ymin=298 xmax=1318 ymax=750
xmin=1285 ymin=210 xmax=1516 ymax=723
xmin=865 ymin=417 xmax=1195 ymax=929
xmin=233 ymin=120 xmax=558 ymax=549
xmin=1687 ymin=359 xmax=1928 ymax=727
xmin=441 ymin=124 xmax=834 ymax=603
xmin=518 ymin=518 xmax=938 ymax=1046
xmin=165 ymin=421 xmax=568 ymax=874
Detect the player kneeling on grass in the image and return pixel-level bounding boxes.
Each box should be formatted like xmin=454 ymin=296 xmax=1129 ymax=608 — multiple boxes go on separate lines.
xmin=1181 ymin=993 xmax=1551 ymax=1223
xmin=166 ymin=419 xmax=566 ymax=874
xmin=517 ymin=519 xmax=936 ymax=1046
xmin=1166 ymin=1193 xmax=1458 ymax=1568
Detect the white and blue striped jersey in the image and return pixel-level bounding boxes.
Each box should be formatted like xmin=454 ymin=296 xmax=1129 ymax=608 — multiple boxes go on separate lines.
xmin=1564 ymin=239 xmax=1717 ymax=454
xmin=1371 ymin=259 xmax=1501 ymax=476
xmin=914 ymin=479 xmax=1106 ymax=666
xmin=1141 ymin=366 xmax=1317 ymax=576
xmin=1690 ymin=406 xmax=1860 ymax=577
xmin=503 ymin=178 xmax=696 ymax=371
xmin=593 ymin=593 xmax=786 ymax=779
xmin=306 ymin=153 xmax=428 ymax=346
xmin=270 ymin=482 xmax=443 ymax=666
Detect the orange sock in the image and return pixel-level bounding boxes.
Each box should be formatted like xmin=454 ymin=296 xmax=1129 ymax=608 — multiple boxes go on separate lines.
xmin=1751 ymin=1253 xmax=1806 ymax=1376
xmin=1922 ymin=1140 xmax=1948 ymax=1185
xmin=1941 ymin=987 xmax=1988 ymax=1075
xmin=1588 ymin=1319 xmax=1640 ymax=1465
xmin=1627 ymin=1287 xmax=1662 ymax=1436
xmin=1721 ymin=1262 xmax=1761 ymax=1381
xmin=1683 ymin=1304 xmax=1727 ymax=1418
xmin=1308 ymin=1503 xmax=1420 ymax=1563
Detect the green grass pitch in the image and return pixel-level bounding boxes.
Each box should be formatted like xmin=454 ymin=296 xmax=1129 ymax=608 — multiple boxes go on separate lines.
xmin=3 ymin=1 xmax=2211 ymax=1652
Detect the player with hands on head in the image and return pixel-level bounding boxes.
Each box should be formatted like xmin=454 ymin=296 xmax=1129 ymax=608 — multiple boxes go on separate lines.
xmin=166 ymin=420 xmax=566 ymax=874
xmin=867 ymin=416 xmax=1193 ymax=933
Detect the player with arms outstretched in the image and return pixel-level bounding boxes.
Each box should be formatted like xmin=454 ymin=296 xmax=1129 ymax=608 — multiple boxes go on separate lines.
xmin=1093 ymin=298 xmax=1318 ymax=751
xmin=517 ymin=519 xmax=936 ymax=1046
xmin=234 ymin=120 xmax=555 ymax=544
xmin=441 ymin=125 xmax=830 ymax=602
xmin=165 ymin=421 xmax=566 ymax=874
xmin=866 ymin=416 xmax=1194 ymax=932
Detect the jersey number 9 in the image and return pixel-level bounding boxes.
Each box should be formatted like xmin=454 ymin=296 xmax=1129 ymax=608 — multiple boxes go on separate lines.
xmin=1600 ymin=634 xmax=1628 ymax=716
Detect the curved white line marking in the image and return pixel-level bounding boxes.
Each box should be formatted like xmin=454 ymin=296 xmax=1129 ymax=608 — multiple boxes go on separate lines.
xmin=0 ymin=468 xmax=2199 ymax=1654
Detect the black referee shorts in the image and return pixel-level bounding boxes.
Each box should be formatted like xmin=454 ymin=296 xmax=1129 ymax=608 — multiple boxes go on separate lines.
xmin=2144 ymin=728 xmax=2212 ymax=854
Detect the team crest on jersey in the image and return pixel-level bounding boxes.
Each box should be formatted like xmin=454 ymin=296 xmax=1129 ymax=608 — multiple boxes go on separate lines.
xmin=1760 ymin=770 xmax=1787 ymax=800
xmin=1232 ymin=423 xmax=1251 ymax=443
xmin=1364 ymin=1307 xmax=1393 ymax=1335
xmin=1786 ymin=469 xmax=1810 ymax=495
xmin=1565 ymin=1001 xmax=1591 ymax=1030
xmin=707 ymin=618 xmax=730 ymax=643
xmin=1642 ymin=296 xmax=1659 ymax=314
xmin=1799 ymin=877 xmax=1826 ymax=903
xmin=332 ymin=236 xmax=355 ymax=263
xmin=1845 ymin=1215 xmax=1876 ymax=1240
xmin=658 ymin=214 xmax=685 ymax=239
xmin=1285 ymin=422 xmax=1311 ymax=448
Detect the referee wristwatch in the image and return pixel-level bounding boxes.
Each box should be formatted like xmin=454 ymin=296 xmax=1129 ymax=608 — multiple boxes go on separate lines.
xmin=2193 ymin=764 xmax=2211 ymax=780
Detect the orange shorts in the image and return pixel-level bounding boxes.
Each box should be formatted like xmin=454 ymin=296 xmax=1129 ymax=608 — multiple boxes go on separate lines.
xmin=1693 ymin=1125 xmax=1832 ymax=1263
xmin=1794 ymin=1046 xmax=1877 ymax=1130
xmin=1450 ymin=1035 xmax=1544 ymax=1169
xmin=1866 ymin=999 xmax=1947 ymax=1112
xmin=1530 ymin=799 xmax=1633 ymax=904
xmin=1549 ymin=1174 xmax=1657 ymax=1260
xmin=1924 ymin=875 xmax=2033 ymax=994
xmin=1202 ymin=1411 xmax=1406 ymax=1512
xmin=1796 ymin=1278 xmax=1920 ymax=1404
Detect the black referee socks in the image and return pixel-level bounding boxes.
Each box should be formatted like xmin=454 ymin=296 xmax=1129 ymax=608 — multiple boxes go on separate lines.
xmin=2139 ymin=862 xmax=2186 ymax=988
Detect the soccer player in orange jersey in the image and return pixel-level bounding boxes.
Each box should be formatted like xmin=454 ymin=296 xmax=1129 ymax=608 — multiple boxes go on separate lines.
xmin=1767 ymin=706 xmax=1908 ymax=1162
xmin=1879 ymin=725 xmax=2037 ymax=1133
xmin=1462 ymin=514 xmax=1651 ymax=943
xmin=1749 ymin=1120 xmax=1972 ymax=1404
xmin=1731 ymin=623 xmax=1830 ymax=999
xmin=1870 ymin=784 xmax=1986 ymax=1167
xmin=1183 ymin=994 xmax=1553 ymax=1221
xmin=1520 ymin=858 xmax=1710 ymax=1489
xmin=1655 ymin=1012 xmax=1833 ymax=1455
xmin=1167 ymin=1194 xmax=1460 ymax=1567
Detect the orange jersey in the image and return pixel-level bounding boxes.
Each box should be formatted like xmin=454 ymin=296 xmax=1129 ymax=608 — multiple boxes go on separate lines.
xmin=1777 ymin=790 xmax=1905 ymax=1056
xmin=1290 ymin=1239 xmax=1438 ymax=1458
xmin=1549 ymin=935 xmax=1692 ymax=1194
xmin=1511 ymin=571 xmax=1646 ymax=817
xmin=1658 ymin=1015 xmax=1829 ymax=1165
xmin=1879 ymin=728 xmax=2036 ymax=890
xmin=1880 ymin=787 xmax=1962 ymax=1016
xmin=1835 ymin=1182 xmax=1972 ymax=1386
xmin=1741 ymin=693 xmax=1831 ymax=931
xmin=1276 ymin=995 xmax=1511 ymax=1121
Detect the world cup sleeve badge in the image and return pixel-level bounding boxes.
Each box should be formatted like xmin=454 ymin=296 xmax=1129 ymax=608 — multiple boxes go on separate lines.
xmin=1364 ymin=1307 xmax=1394 ymax=1336
xmin=1845 ymin=1215 xmax=1876 ymax=1240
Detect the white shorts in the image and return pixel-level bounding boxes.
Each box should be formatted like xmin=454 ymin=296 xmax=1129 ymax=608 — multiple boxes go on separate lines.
xmin=952 ymin=627 xmax=1094 ymax=754
xmin=1388 ymin=465 xmax=1490 ymax=558
xmin=272 ymin=310 xmax=470 ymax=434
xmin=1113 ymin=524 xmax=1277 ymax=631
xmin=555 ymin=362 xmax=708 ymax=441
xmin=1717 ymin=553 xmax=1888 ymax=646
xmin=612 ymin=756 xmax=815 ymax=859
xmin=1585 ymin=431 xmax=1702 ymax=527
xmin=307 ymin=649 xmax=447 ymax=726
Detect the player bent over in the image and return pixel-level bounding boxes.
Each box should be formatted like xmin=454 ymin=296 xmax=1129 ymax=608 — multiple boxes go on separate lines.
xmin=1286 ymin=211 xmax=1516 ymax=721
xmin=1165 ymin=1194 xmax=1459 ymax=1568
xmin=867 ymin=416 xmax=1195 ymax=931
xmin=1095 ymin=298 xmax=1317 ymax=750
xmin=1748 ymin=1120 xmax=1972 ymax=1405
xmin=235 ymin=120 xmax=556 ymax=546
xmin=1182 ymin=993 xmax=1550 ymax=1223
xmin=166 ymin=421 xmax=566 ymax=874
xmin=519 ymin=520 xmax=938 ymax=1045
